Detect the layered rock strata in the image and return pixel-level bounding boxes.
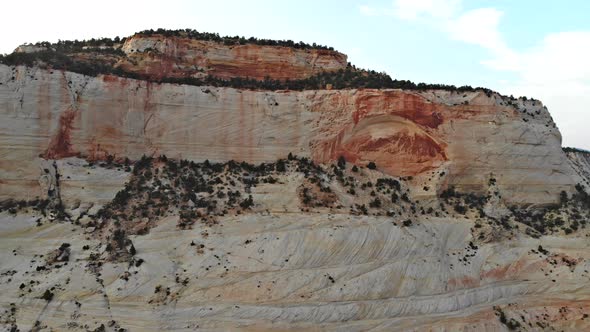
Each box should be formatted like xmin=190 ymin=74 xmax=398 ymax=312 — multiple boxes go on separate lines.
xmin=0 ymin=65 xmax=580 ymax=205
xmin=1 ymin=32 xmax=590 ymax=332
xmin=118 ymin=34 xmax=348 ymax=81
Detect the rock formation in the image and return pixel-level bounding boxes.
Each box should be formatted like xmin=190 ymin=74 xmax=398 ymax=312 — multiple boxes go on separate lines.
xmin=0 ymin=63 xmax=581 ymax=205
xmin=0 ymin=31 xmax=589 ymax=331
xmin=119 ymin=33 xmax=348 ymax=81
xmin=566 ymin=149 xmax=590 ymax=188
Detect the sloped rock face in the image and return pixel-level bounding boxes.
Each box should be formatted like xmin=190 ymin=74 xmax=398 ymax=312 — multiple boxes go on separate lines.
xmin=567 ymin=150 xmax=590 ymax=188
xmin=0 ymin=157 xmax=589 ymax=331
xmin=118 ymin=34 xmax=348 ymax=81
xmin=1 ymin=36 xmax=590 ymax=330
xmin=2 ymin=212 xmax=590 ymax=332
xmin=13 ymin=44 xmax=48 ymax=53
xmin=0 ymin=64 xmax=580 ymax=205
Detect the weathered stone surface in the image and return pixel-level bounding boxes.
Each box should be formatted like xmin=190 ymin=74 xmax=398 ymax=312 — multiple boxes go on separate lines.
xmin=1 ymin=35 xmax=590 ymax=331
xmin=0 ymin=65 xmax=581 ymax=204
xmin=118 ymin=34 xmax=348 ymax=81
xmin=1 ymin=190 xmax=590 ymax=331
xmin=567 ymin=150 xmax=590 ymax=188
xmin=13 ymin=44 xmax=49 ymax=53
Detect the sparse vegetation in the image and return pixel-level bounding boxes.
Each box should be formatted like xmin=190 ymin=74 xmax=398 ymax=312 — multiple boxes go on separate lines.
xmin=41 ymin=289 xmax=54 ymax=302
xmin=337 ymin=156 xmax=346 ymax=169
xmin=494 ymin=306 xmax=523 ymax=331
xmin=136 ymin=28 xmax=336 ymax=50
xmin=0 ymin=198 xmax=50 ymax=215
xmin=0 ymin=31 xmax=513 ymax=100
xmin=509 ymin=185 xmax=589 ymax=237
xmin=562 ymin=147 xmax=590 ymax=155
xmin=0 ymin=50 xmax=503 ymax=94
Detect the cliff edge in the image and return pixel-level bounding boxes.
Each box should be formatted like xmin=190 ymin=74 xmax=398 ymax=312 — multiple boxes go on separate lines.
xmin=1 ymin=30 xmax=590 ymax=332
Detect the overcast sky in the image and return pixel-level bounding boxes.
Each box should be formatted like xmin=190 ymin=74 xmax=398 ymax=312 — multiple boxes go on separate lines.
xmin=1 ymin=0 xmax=588 ymax=149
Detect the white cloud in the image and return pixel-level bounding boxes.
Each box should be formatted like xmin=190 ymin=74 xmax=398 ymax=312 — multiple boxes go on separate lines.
xmin=359 ymin=5 xmax=380 ymax=16
xmin=392 ymin=0 xmax=461 ymax=21
xmin=490 ymin=32 xmax=590 ymax=84
xmin=361 ymin=1 xmax=511 ymax=58
xmin=491 ymin=32 xmax=590 ymax=148
xmin=359 ymin=0 xmax=590 ymax=148
xmin=445 ymin=8 xmax=504 ymax=51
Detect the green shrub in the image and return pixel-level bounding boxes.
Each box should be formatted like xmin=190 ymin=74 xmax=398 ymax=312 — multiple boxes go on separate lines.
xmin=41 ymin=289 xmax=54 ymax=302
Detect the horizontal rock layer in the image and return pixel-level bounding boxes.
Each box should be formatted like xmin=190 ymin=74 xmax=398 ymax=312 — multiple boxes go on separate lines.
xmin=1 ymin=205 xmax=590 ymax=331
xmin=118 ymin=34 xmax=348 ymax=81
xmin=1 ymin=55 xmax=590 ymax=331
xmin=567 ymin=150 xmax=590 ymax=188
xmin=0 ymin=65 xmax=580 ymax=205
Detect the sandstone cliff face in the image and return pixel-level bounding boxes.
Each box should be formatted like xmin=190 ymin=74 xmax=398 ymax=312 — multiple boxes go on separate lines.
xmin=0 ymin=157 xmax=589 ymax=331
xmin=1 ymin=35 xmax=590 ymax=331
xmin=13 ymin=44 xmax=48 ymax=53
xmin=117 ymin=34 xmax=348 ymax=81
xmin=0 ymin=64 xmax=579 ymax=205
xmin=567 ymin=150 xmax=590 ymax=188
xmin=2 ymin=211 xmax=590 ymax=331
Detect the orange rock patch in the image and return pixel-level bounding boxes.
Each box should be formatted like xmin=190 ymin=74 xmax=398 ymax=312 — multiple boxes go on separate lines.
xmin=44 ymin=107 xmax=79 ymax=159
xmin=313 ymin=90 xmax=450 ymax=176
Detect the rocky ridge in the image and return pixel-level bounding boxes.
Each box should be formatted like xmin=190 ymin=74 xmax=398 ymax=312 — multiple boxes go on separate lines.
xmin=0 ymin=31 xmax=589 ymax=331
xmin=0 ymin=64 xmax=581 ymax=205
xmin=119 ymin=33 xmax=347 ymax=81
xmin=11 ymin=30 xmax=348 ymax=82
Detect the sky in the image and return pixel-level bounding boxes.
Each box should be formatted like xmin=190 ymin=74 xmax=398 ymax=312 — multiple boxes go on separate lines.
xmin=1 ymin=0 xmax=588 ymax=149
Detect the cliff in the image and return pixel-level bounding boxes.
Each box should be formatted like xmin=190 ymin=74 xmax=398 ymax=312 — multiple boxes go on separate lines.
xmin=12 ymin=32 xmax=348 ymax=82
xmin=1 ymin=155 xmax=589 ymax=331
xmin=566 ymin=149 xmax=590 ymax=188
xmin=1 ymin=31 xmax=590 ymax=332
xmin=119 ymin=34 xmax=348 ymax=81
xmin=0 ymin=64 xmax=580 ymax=205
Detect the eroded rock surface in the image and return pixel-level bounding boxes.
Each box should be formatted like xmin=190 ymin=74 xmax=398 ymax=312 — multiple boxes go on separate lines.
xmin=0 ymin=157 xmax=589 ymax=331
xmin=567 ymin=150 xmax=590 ymax=188
xmin=0 ymin=65 xmax=581 ymax=205
xmin=119 ymin=34 xmax=348 ymax=81
xmin=1 ymin=32 xmax=590 ymax=331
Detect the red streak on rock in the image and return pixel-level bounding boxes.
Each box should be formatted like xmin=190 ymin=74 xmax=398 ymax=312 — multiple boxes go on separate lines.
xmin=338 ymin=132 xmax=447 ymax=176
xmin=447 ymin=276 xmax=478 ymax=289
xmin=85 ymin=137 xmax=114 ymax=162
xmin=353 ymin=133 xmax=444 ymax=158
xmin=102 ymin=75 xmax=119 ymax=83
xmin=44 ymin=107 xmax=79 ymax=159
xmin=312 ymin=89 xmax=458 ymax=176
xmin=119 ymin=35 xmax=347 ymax=82
xmin=353 ymin=91 xmax=444 ymax=128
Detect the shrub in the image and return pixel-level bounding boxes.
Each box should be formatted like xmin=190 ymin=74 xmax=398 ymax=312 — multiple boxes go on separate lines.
xmin=440 ymin=187 xmax=457 ymax=199
xmin=369 ymin=198 xmax=382 ymax=208
xmin=135 ymin=28 xmax=336 ymax=51
xmin=41 ymin=289 xmax=54 ymax=302
xmin=562 ymin=147 xmax=590 ymax=155
xmin=560 ymin=191 xmax=568 ymax=206
xmin=337 ymin=156 xmax=346 ymax=169
xmin=276 ymin=159 xmax=286 ymax=172
xmin=454 ymin=204 xmax=467 ymax=214
xmin=239 ymin=195 xmax=254 ymax=209
xmin=113 ymin=229 xmax=126 ymax=249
